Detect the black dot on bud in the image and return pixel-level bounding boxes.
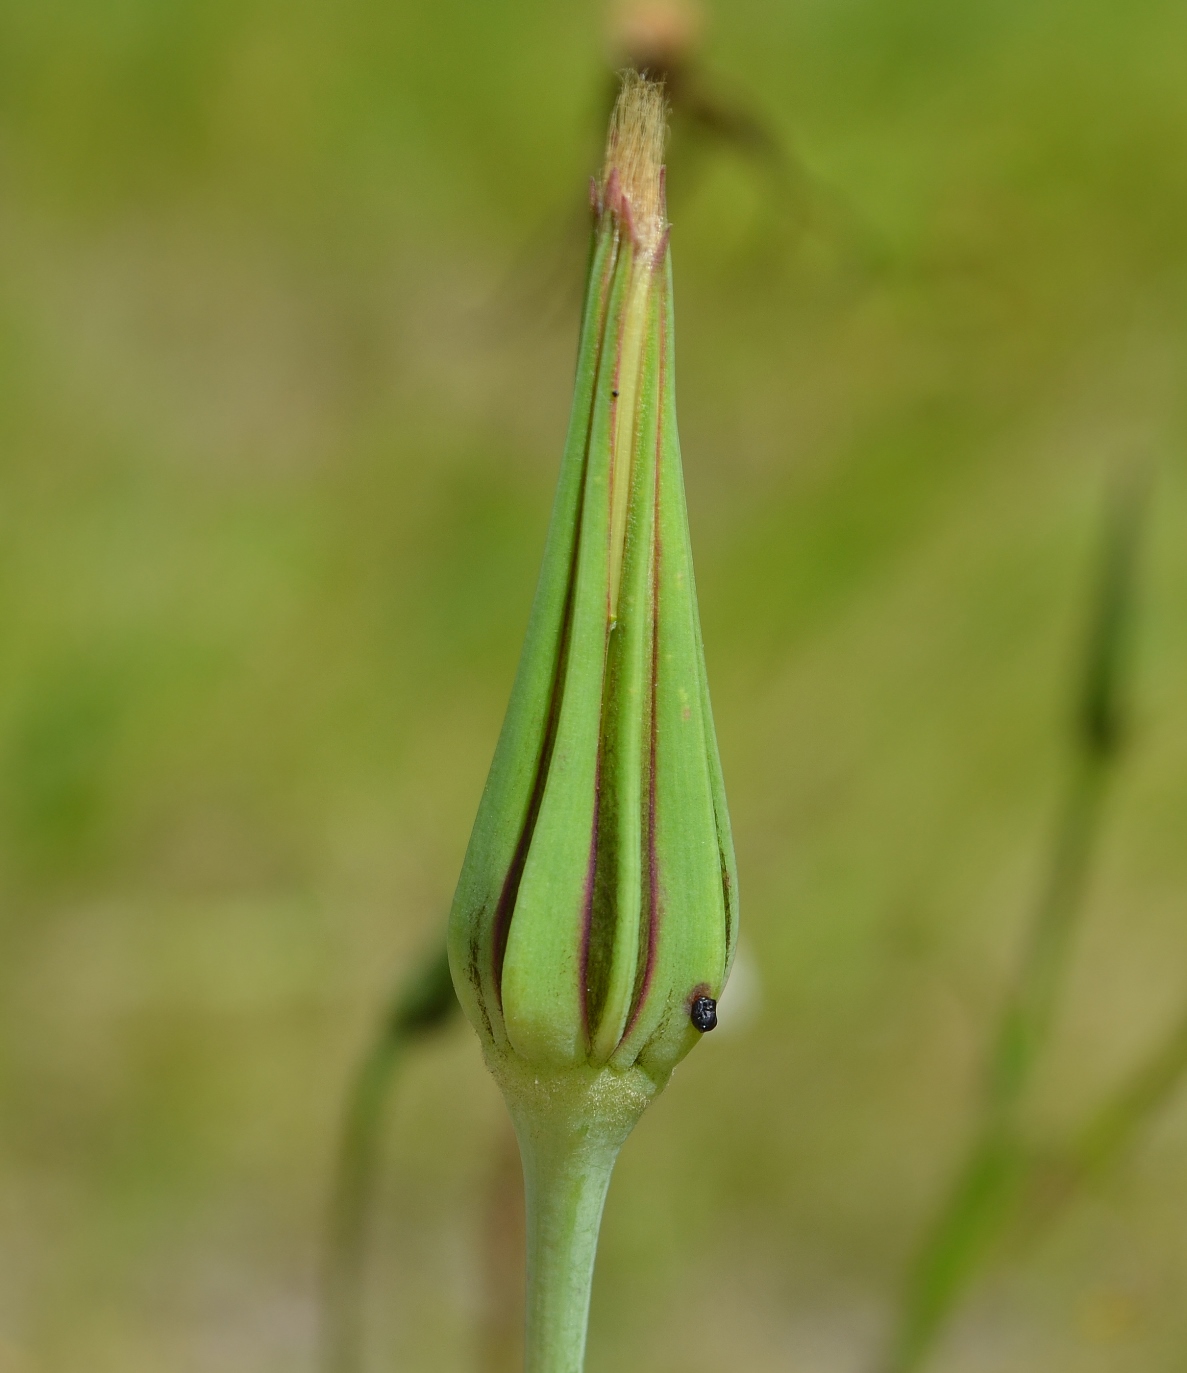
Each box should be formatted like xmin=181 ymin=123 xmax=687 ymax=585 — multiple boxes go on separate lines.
xmin=690 ymin=995 xmax=718 ymax=1033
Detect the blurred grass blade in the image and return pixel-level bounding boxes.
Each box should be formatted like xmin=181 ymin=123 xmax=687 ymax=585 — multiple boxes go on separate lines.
xmin=1071 ymin=1005 xmax=1187 ymax=1176
xmin=320 ymin=942 xmax=458 ymax=1373
xmin=1018 ymin=1001 xmax=1187 ymax=1236
xmin=882 ymin=470 xmax=1149 ymax=1373
xmin=987 ymin=469 xmax=1146 ymax=1110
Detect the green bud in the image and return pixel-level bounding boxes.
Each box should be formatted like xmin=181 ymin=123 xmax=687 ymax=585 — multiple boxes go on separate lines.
xmin=447 ymin=74 xmax=739 ymax=1370
xmin=449 ymin=73 xmax=736 ymax=1093
xmin=450 ymin=72 xmax=735 ymax=1373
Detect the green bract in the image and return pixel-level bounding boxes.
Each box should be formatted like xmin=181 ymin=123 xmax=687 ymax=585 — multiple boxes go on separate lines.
xmin=449 ymin=96 xmax=736 ymax=1094
xmin=447 ymin=74 xmax=739 ymax=1373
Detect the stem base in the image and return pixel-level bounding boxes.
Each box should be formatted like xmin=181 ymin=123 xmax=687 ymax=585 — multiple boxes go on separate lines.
xmin=487 ymin=1055 xmax=657 ymax=1373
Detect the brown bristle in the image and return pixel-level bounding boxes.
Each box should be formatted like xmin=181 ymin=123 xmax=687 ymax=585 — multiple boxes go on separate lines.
xmin=601 ymin=71 xmax=668 ymax=253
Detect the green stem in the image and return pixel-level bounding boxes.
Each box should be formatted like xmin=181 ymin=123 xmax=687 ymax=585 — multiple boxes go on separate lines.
xmin=881 ymin=473 xmax=1149 ymax=1373
xmin=492 ymin=1059 xmax=657 ymax=1373
xmin=320 ymin=944 xmax=458 ymax=1373
xmin=322 ymin=1035 xmax=405 ymax=1373
xmin=520 ymin=1116 xmax=621 ymax=1373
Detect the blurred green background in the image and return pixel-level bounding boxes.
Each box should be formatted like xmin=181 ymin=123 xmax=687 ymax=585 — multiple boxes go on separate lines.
xmin=2 ymin=1 xmax=1186 ymax=1370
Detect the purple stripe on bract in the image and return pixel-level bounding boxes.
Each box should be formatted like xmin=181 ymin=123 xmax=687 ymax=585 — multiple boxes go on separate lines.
xmin=488 ymin=239 xmax=620 ymax=1002
xmin=578 ymin=747 xmax=602 ymax=1046
xmin=622 ymin=294 xmax=667 ymax=1045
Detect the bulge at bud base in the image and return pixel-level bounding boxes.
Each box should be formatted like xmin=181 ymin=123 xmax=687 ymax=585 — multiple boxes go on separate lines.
xmin=447 ymin=75 xmax=738 ymax=1104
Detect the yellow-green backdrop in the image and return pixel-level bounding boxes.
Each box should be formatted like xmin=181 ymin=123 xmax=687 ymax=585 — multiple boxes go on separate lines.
xmin=1 ymin=2 xmax=1186 ymax=1370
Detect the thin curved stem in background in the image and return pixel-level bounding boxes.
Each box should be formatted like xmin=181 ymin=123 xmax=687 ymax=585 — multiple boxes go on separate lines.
xmin=1019 ymin=1001 xmax=1187 ymax=1236
xmin=881 ymin=471 xmax=1150 ymax=1373
xmin=320 ymin=941 xmax=459 ymax=1373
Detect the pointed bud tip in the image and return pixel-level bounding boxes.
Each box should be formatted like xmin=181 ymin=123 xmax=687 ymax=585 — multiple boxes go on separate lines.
xmin=601 ymin=70 xmax=668 ymax=253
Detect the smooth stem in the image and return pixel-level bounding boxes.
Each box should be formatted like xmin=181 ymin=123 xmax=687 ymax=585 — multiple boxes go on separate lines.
xmin=519 ymin=1117 xmax=621 ymax=1373
xmin=493 ymin=1059 xmax=656 ymax=1373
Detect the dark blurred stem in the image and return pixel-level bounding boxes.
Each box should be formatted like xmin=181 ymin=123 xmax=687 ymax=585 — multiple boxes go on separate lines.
xmin=321 ymin=1032 xmax=406 ymax=1373
xmin=985 ymin=754 xmax=1108 ymax=1113
xmin=883 ymin=761 xmax=1107 ymax=1373
xmin=320 ymin=943 xmax=459 ymax=1373
xmin=882 ymin=474 xmax=1147 ymax=1373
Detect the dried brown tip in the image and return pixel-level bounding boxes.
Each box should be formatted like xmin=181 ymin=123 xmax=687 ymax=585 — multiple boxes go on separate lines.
xmin=607 ymin=0 xmax=704 ymax=71
xmin=601 ymin=70 xmax=669 ymax=254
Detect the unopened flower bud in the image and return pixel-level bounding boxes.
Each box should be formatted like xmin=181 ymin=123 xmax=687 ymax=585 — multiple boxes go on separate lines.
xmin=447 ymin=75 xmax=740 ymax=1371
xmin=449 ymin=73 xmax=736 ymax=1093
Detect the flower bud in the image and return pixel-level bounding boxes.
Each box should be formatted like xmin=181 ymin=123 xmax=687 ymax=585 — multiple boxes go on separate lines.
xmin=448 ymin=72 xmax=737 ymax=1095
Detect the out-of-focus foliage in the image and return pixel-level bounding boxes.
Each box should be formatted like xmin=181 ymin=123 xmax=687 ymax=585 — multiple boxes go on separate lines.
xmin=1 ymin=2 xmax=1186 ymax=1371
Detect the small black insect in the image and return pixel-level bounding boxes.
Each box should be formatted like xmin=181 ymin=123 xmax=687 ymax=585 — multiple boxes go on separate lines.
xmin=611 ymin=388 xmax=619 ymax=398
xmin=690 ymin=995 xmax=718 ymax=1033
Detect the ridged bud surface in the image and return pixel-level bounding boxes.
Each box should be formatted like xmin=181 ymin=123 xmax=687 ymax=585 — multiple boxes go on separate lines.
xmin=448 ymin=75 xmax=737 ymax=1093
